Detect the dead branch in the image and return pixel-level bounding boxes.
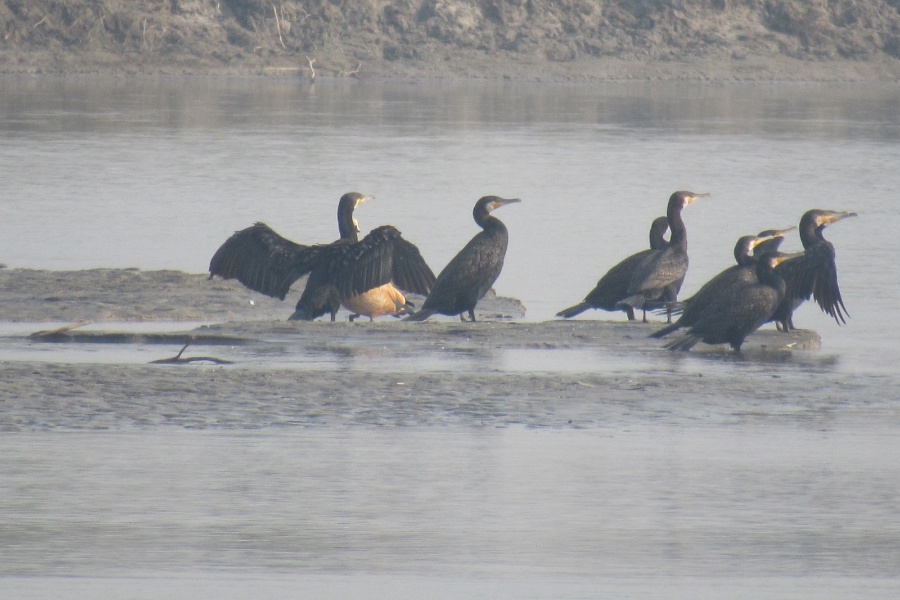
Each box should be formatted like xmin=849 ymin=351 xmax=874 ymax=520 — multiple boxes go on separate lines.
xmin=306 ymin=56 xmax=317 ymax=80
xmin=29 ymin=321 xmax=92 ymax=339
xmin=151 ymin=342 xmax=233 ymax=365
xmin=272 ymin=3 xmax=286 ymax=49
xmin=340 ymin=63 xmax=362 ymax=79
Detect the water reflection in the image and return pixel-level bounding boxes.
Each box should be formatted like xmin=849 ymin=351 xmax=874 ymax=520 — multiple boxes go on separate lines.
xmin=660 ymin=344 xmax=843 ymax=375
xmin=2 ymin=427 xmax=898 ymax=591
xmin=3 ymin=76 xmax=899 ymax=140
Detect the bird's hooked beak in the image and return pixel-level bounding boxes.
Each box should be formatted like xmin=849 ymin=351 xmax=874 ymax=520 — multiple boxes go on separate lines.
xmin=770 ymin=251 xmax=805 ymax=267
xmin=750 ymin=226 xmax=795 ymax=249
xmin=817 ymin=210 xmax=858 ymax=227
xmin=770 ymin=226 xmax=797 ymax=238
xmin=355 ymin=194 xmax=375 ymax=208
xmin=683 ymin=192 xmax=711 ymax=206
xmin=748 ymin=233 xmax=779 ymax=250
xmin=488 ymin=197 xmax=521 ymax=211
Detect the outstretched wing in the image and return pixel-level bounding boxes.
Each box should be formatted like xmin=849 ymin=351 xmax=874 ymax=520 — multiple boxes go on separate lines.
xmin=776 ymin=242 xmax=849 ymax=324
xmin=335 ymin=225 xmax=436 ymax=297
xmin=209 ymin=222 xmax=323 ymax=300
xmin=807 ymin=242 xmax=849 ymax=324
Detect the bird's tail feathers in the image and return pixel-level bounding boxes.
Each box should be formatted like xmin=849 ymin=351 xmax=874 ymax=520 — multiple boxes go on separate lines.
xmin=650 ymin=322 xmax=681 ymax=339
xmin=403 ymin=309 xmax=436 ymax=322
xmin=664 ymin=334 xmax=700 ymax=352
xmin=556 ymin=302 xmax=589 ymax=319
xmin=616 ymin=295 xmax=643 ymax=311
xmin=288 ymin=307 xmax=317 ymax=321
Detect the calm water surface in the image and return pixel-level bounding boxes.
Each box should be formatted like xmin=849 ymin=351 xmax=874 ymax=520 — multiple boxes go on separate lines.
xmin=1 ymin=76 xmax=898 ymax=371
xmin=1 ymin=76 xmax=899 ymax=598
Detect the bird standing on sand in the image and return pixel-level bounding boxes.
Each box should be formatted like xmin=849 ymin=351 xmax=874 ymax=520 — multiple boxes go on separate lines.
xmin=208 ymin=192 xmax=435 ymax=321
xmin=664 ymin=252 xmax=802 ymax=353
xmin=406 ymin=196 xmax=520 ymax=322
xmin=771 ymin=209 xmax=856 ymax=332
xmin=557 ymin=216 xmax=669 ymax=321
xmin=617 ymin=190 xmax=710 ymax=322
xmin=651 ymin=227 xmax=793 ymax=340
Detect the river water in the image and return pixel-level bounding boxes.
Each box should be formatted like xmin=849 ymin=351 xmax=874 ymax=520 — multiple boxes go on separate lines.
xmin=1 ymin=76 xmax=899 ymax=598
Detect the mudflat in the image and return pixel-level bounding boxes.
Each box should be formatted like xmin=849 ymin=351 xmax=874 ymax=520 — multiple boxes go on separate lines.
xmin=0 ymin=267 xmax=850 ymax=431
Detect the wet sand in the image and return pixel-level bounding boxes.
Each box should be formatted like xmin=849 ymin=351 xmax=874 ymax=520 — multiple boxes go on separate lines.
xmin=0 ymin=267 xmax=864 ymax=427
xmin=3 ymin=269 xmax=898 ymax=600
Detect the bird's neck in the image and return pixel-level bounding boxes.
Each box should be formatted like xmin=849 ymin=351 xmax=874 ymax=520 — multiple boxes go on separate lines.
xmin=667 ymin=206 xmax=687 ymax=249
xmin=649 ymin=224 xmax=668 ymax=249
xmin=798 ymin=220 xmax=824 ymax=249
xmin=735 ymin=249 xmax=755 ymax=267
xmin=476 ymin=213 xmax=506 ymax=233
xmin=337 ymin=211 xmax=359 ymax=242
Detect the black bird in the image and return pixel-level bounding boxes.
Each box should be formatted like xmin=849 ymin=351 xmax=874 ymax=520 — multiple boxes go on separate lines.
xmin=664 ymin=252 xmax=801 ymax=353
xmin=557 ymin=216 xmax=669 ymax=321
xmin=771 ymin=209 xmax=856 ymax=332
xmin=617 ymin=191 xmax=709 ymax=322
xmin=208 ymin=192 xmax=435 ymax=321
xmin=651 ymin=228 xmax=793 ymax=339
xmin=405 ymin=196 xmax=520 ymax=322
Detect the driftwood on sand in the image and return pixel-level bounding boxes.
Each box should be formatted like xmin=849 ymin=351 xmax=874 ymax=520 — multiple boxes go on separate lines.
xmin=150 ymin=342 xmax=233 ymax=365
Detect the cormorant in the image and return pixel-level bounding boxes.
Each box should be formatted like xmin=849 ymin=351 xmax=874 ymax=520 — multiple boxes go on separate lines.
xmin=771 ymin=209 xmax=856 ymax=331
xmin=405 ymin=196 xmax=520 ymax=322
xmin=664 ymin=252 xmax=801 ymax=353
xmin=651 ymin=227 xmax=793 ymax=339
xmin=617 ymin=191 xmax=710 ymax=322
xmin=208 ymin=192 xmax=435 ymax=321
xmin=557 ymin=216 xmax=669 ymax=321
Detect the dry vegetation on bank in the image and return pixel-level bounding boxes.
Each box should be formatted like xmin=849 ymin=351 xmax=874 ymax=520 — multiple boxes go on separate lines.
xmin=1 ymin=1 xmax=899 ymax=79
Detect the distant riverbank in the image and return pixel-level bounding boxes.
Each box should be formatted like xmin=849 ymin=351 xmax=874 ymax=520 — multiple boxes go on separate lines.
xmin=3 ymin=1 xmax=900 ymax=82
